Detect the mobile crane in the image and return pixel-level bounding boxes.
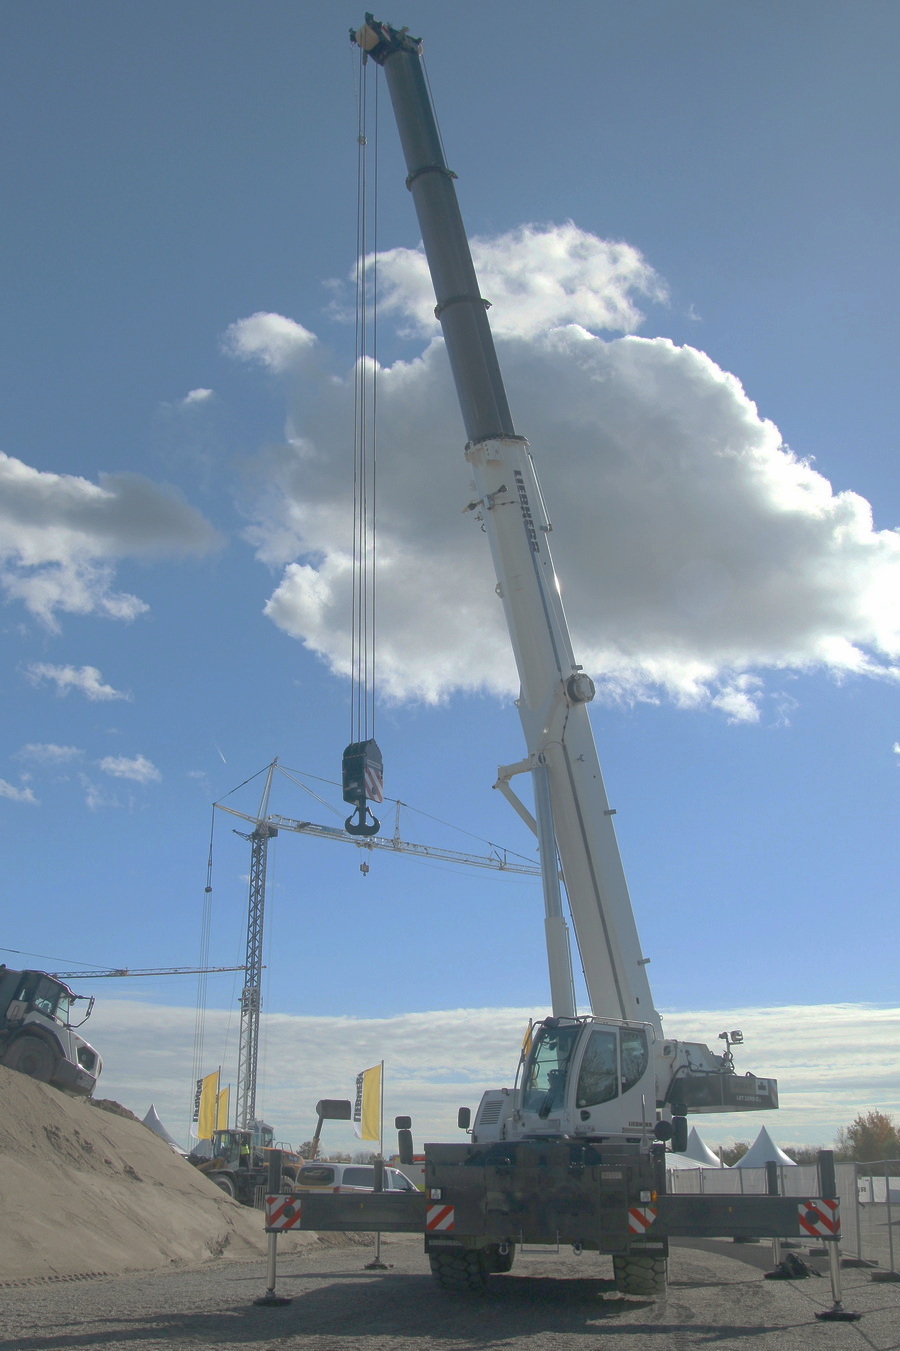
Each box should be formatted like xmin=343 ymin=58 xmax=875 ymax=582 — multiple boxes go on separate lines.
xmin=289 ymin=17 xmax=837 ymax=1297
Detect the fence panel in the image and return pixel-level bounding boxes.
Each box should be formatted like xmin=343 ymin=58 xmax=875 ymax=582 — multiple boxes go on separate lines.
xmin=853 ymin=1160 xmax=899 ymax=1273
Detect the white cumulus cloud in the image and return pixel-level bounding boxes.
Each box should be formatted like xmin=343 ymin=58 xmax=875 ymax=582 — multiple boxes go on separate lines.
xmin=97 ymin=754 xmax=161 ymax=784
xmin=0 ymin=778 xmax=38 ymax=804
xmin=221 ymin=312 xmax=316 ymax=372
xmin=87 ymin=998 xmax=899 ymax=1153
xmin=373 ymin=222 xmax=666 ymax=339
xmin=0 ymin=452 xmax=220 ymax=629
xmin=227 ymin=223 xmax=899 ymax=716
xmin=14 ymin=742 xmax=83 ymax=763
xmin=25 ymin=663 xmax=130 ymax=701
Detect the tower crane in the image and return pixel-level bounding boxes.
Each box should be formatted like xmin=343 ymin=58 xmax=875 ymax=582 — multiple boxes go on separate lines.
xmin=215 ymin=799 xmax=541 ymax=877
xmin=212 ymin=759 xmax=540 ymax=1134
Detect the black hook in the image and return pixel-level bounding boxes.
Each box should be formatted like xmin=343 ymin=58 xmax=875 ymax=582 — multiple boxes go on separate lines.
xmin=344 ymin=804 xmax=381 ymax=837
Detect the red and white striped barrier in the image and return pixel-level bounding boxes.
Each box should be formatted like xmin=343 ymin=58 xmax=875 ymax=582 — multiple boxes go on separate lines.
xmin=264 ymin=1194 xmax=303 ymax=1232
xmin=798 ymin=1199 xmax=840 ymax=1238
xmin=425 ymin=1203 xmax=455 ymax=1232
xmin=627 ymin=1205 xmax=658 ymax=1234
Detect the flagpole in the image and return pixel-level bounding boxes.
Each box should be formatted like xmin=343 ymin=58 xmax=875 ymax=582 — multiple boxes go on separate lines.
xmin=366 ymin=1060 xmax=388 ymax=1271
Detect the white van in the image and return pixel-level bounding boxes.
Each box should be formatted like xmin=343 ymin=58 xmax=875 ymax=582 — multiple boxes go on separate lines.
xmin=292 ymin=1162 xmax=418 ymax=1194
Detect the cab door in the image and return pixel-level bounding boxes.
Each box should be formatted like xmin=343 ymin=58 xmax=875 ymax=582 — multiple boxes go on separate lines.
xmin=570 ymin=1024 xmax=655 ymax=1137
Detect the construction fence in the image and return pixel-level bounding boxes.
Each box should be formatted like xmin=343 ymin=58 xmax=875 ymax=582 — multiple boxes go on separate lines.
xmin=666 ymin=1158 xmax=899 ymax=1275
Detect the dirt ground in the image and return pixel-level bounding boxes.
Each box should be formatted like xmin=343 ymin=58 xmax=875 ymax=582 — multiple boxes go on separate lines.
xmin=0 ymin=1065 xmax=316 ymax=1281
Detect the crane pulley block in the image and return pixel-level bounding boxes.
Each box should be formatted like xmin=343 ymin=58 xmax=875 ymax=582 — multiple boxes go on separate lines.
xmin=342 ymin=739 xmax=384 ymax=836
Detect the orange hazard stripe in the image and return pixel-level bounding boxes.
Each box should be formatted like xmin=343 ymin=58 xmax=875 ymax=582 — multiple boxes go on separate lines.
xmin=425 ymin=1204 xmax=455 ymax=1231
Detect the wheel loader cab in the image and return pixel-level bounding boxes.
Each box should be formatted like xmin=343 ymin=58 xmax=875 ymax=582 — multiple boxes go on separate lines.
xmin=211 ymin=1129 xmax=254 ymax=1168
xmin=516 ymin=1017 xmax=656 ymax=1139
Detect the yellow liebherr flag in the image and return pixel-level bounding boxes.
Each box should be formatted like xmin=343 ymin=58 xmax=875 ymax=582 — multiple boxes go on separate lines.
xmin=215 ymin=1085 xmax=229 ymax=1131
xmin=353 ymin=1063 xmax=381 ymax=1141
xmin=196 ymin=1069 xmax=219 ymax=1140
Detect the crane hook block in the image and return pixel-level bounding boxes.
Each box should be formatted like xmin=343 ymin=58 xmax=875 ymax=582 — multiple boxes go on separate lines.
xmin=342 ymin=739 xmax=384 ymax=837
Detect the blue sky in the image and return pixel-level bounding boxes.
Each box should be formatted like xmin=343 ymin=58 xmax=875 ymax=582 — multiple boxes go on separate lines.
xmin=1 ymin=1 xmax=897 ymax=1152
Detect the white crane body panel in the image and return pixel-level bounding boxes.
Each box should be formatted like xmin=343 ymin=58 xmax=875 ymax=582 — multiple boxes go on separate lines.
xmin=467 ymin=434 xmax=657 ymax=1028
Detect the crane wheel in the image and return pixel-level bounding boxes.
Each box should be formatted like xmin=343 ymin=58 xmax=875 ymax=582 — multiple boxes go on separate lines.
xmin=613 ymin=1252 xmax=667 ymax=1297
xmin=428 ymin=1248 xmax=490 ymax=1291
xmin=3 ymin=1035 xmax=55 ymax=1083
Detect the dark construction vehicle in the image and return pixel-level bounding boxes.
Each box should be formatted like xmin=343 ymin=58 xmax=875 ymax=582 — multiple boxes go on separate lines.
xmin=190 ymin=1122 xmax=302 ymax=1206
xmin=0 ymin=965 xmax=101 ymax=1097
xmin=285 ymin=16 xmax=845 ymax=1298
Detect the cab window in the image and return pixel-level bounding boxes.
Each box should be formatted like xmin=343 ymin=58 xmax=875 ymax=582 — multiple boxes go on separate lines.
xmin=575 ymin=1028 xmax=619 ymax=1108
xmin=620 ymin=1027 xmax=649 ymax=1093
xmin=522 ymin=1023 xmax=580 ymax=1114
xmin=21 ymin=976 xmax=62 ymax=1019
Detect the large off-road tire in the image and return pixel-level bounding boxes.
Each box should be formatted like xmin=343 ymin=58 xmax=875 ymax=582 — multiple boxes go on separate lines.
xmin=3 ymin=1035 xmax=56 ymax=1082
xmin=212 ymin=1174 xmax=236 ymax=1198
xmin=429 ymin=1247 xmax=491 ymax=1291
xmin=613 ymin=1252 xmax=667 ymax=1297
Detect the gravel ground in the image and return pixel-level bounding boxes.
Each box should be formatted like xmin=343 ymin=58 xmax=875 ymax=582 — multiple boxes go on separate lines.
xmin=1 ymin=1235 xmax=897 ymax=1351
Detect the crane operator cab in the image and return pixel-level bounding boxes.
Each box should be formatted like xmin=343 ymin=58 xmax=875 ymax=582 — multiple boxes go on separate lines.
xmin=463 ymin=1015 xmax=779 ymax=1150
xmin=466 ymin=1017 xmax=663 ymax=1147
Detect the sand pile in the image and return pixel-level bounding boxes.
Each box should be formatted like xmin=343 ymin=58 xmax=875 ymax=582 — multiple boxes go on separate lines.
xmin=0 ymin=1066 xmax=315 ymax=1281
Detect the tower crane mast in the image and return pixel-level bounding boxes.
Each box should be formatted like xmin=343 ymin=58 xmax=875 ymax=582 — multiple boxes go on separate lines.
xmin=233 ymin=761 xmax=278 ymax=1132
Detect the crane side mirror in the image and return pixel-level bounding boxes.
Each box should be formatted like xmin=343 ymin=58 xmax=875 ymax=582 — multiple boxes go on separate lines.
xmin=670 ymin=1116 xmax=688 ymax=1153
xmin=457 ymin=1107 xmax=471 ymax=1131
xmin=394 ymin=1115 xmax=412 ymax=1130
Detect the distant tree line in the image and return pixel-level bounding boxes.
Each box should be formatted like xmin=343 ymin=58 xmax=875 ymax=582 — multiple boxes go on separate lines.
xmin=719 ymin=1111 xmax=900 ymax=1168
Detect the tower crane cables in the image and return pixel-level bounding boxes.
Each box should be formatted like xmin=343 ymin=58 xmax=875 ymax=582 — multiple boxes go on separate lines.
xmin=350 ymin=42 xmax=379 ymax=748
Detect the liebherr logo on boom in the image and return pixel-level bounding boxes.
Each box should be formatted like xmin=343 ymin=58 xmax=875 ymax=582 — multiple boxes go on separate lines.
xmin=513 ymin=469 xmax=540 ymax=553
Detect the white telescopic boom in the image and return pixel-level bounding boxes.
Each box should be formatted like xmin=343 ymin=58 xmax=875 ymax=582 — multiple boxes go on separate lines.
xmin=357 ymin=17 xmax=659 ymax=1032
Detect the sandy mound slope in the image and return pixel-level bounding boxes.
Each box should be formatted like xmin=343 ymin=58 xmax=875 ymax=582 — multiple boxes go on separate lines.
xmin=0 ymin=1066 xmax=315 ymax=1281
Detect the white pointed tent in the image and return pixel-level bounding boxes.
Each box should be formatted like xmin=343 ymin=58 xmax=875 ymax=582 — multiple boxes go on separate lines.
xmin=666 ymin=1149 xmax=718 ymax=1170
xmin=732 ymin=1125 xmax=795 ymax=1168
xmin=142 ymin=1104 xmax=187 ymax=1154
xmin=681 ymin=1126 xmax=723 ymax=1167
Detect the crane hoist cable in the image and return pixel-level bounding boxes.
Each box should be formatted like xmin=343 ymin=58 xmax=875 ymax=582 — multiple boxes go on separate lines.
xmin=343 ymin=41 xmax=384 ymax=838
